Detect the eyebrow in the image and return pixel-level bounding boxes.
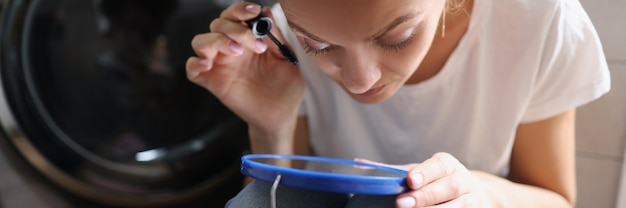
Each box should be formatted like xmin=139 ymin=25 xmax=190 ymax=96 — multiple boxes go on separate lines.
xmin=287 ymin=20 xmax=328 ymax=43
xmin=369 ymin=13 xmax=420 ymax=40
xmin=287 ymin=12 xmax=420 ymax=43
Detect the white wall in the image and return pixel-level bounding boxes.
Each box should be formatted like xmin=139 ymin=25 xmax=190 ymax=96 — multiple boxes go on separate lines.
xmin=575 ymin=0 xmax=626 ymax=207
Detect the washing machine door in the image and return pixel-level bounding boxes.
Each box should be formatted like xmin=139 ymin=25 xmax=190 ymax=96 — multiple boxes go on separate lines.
xmin=0 ymin=0 xmax=251 ymax=207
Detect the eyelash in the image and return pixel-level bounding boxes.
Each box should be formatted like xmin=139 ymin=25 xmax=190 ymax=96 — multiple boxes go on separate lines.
xmin=300 ymin=33 xmax=416 ymax=56
xmin=300 ymin=39 xmax=334 ymax=55
xmin=379 ymin=32 xmax=416 ymax=53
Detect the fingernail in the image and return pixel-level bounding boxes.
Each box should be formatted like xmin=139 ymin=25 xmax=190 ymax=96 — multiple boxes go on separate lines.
xmin=397 ymin=196 xmax=416 ymax=208
xmin=245 ymin=4 xmax=261 ymax=14
xmin=411 ymin=172 xmax=424 ymax=187
xmin=255 ymin=39 xmax=268 ymax=52
xmin=229 ymin=42 xmax=243 ymax=55
xmin=199 ymin=59 xmax=212 ymax=69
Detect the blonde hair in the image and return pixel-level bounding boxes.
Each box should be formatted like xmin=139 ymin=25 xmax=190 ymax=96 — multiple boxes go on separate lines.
xmin=446 ymin=0 xmax=467 ymax=14
xmin=441 ymin=0 xmax=467 ymax=38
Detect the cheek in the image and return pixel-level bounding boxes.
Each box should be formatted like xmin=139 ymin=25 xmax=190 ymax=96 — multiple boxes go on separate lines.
xmin=309 ymin=57 xmax=343 ymax=81
xmin=381 ymin=35 xmax=434 ymax=75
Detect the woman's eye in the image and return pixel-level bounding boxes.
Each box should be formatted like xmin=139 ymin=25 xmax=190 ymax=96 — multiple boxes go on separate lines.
xmin=378 ymin=28 xmax=416 ymax=52
xmin=302 ymin=38 xmax=333 ymax=55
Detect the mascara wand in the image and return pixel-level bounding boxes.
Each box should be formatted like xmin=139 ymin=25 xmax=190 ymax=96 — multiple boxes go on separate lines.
xmin=246 ymin=13 xmax=299 ymax=65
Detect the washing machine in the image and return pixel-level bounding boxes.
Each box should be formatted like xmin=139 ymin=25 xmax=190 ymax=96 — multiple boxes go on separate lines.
xmin=0 ymin=0 xmax=262 ymax=207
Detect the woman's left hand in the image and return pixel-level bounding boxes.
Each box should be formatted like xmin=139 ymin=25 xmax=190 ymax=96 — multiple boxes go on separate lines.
xmin=358 ymin=152 xmax=492 ymax=208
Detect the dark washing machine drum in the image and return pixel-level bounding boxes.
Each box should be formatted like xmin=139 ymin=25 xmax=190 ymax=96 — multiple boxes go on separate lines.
xmin=0 ymin=0 xmax=251 ymax=207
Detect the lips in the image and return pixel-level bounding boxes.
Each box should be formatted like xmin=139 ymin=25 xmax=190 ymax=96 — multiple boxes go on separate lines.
xmin=356 ymin=85 xmax=385 ymax=96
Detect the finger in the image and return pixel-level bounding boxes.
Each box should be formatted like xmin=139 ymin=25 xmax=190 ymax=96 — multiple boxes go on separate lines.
xmin=210 ymin=17 xmax=268 ymax=54
xmin=185 ymin=56 xmax=239 ymax=98
xmin=397 ymin=172 xmax=469 ymax=207
xmin=219 ymin=2 xmax=263 ymax=22
xmin=185 ymin=56 xmax=212 ymax=82
xmin=191 ymin=32 xmax=245 ymax=59
xmin=406 ymin=153 xmax=461 ymax=190
xmin=422 ymin=194 xmax=473 ymax=208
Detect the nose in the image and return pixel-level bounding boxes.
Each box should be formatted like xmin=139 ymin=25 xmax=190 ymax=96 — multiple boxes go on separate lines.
xmin=339 ymin=50 xmax=382 ymax=94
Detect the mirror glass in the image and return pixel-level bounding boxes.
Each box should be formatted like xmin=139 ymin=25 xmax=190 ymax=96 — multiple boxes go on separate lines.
xmin=250 ymin=157 xmax=407 ymax=177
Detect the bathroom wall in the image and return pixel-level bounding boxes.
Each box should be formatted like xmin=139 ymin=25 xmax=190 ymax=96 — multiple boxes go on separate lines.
xmin=575 ymin=0 xmax=626 ymax=207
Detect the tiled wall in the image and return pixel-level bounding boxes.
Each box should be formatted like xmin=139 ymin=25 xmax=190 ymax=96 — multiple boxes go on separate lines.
xmin=575 ymin=0 xmax=626 ymax=207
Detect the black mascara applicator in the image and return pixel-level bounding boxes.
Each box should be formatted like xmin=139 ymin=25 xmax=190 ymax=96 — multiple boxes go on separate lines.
xmin=246 ymin=12 xmax=299 ymax=65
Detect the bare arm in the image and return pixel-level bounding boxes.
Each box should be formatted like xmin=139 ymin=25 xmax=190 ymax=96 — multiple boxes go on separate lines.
xmin=392 ymin=109 xmax=577 ymax=207
xmin=485 ymin=109 xmax=576 ymax=207
xmin=292 ymin=116 xmax=313 ymax=156
xmin=248 ymin=116 xmax=311 ymax=155
xmin=244 ymin=116 xmax=310 ymax=186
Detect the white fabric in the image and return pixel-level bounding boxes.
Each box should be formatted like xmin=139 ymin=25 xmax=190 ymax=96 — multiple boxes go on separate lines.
xmin=271 ymin=0 xmax=610 ymax=176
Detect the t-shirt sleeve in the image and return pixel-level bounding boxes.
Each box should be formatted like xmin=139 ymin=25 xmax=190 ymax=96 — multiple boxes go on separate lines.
xmin=521 ymin=0 xmax=611 ymax=123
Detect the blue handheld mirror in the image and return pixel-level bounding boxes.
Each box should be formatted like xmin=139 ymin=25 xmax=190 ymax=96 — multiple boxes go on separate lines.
xmin=240 ymin=154 xmax=409 ymax=195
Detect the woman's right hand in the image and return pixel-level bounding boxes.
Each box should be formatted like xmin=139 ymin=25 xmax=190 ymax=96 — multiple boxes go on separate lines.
xmin=186 ymin=2 xmax=304 ymax=134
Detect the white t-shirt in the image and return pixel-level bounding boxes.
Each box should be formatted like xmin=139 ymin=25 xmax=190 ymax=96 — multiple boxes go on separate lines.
xmin=271 ymin=0 xmax=610 ymax=176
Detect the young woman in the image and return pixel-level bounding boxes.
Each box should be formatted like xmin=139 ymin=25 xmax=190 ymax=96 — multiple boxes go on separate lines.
xmin=186 ymin=0 xmax=610 ymax=207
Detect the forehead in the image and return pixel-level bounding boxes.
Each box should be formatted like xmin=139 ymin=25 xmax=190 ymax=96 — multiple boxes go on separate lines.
xmin=279 ymin=0 xmax=427 ymax=42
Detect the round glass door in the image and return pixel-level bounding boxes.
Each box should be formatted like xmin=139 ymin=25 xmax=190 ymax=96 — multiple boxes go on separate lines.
xmin=0 ymin=0 xmax=253 ymax=206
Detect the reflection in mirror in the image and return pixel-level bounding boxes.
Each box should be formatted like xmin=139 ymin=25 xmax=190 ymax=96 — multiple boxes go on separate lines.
xmin=250 ymin=156 xmax=406 ymax=177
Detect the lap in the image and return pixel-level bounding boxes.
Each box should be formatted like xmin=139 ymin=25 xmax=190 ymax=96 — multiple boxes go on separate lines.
xmin=225 ymin=180 xmax=396 ymax=208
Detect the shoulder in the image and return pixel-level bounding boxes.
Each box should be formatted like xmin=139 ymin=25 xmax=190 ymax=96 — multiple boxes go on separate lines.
xmin=490 ymin=0 xmax=570 ymax=15
xmin=476 ymin=0 xmax=603 ymax=62
xmin=483 ymin=0 xmax=586 ymax=32
xmin=482 ymin=0 xmax=591 ymax=34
